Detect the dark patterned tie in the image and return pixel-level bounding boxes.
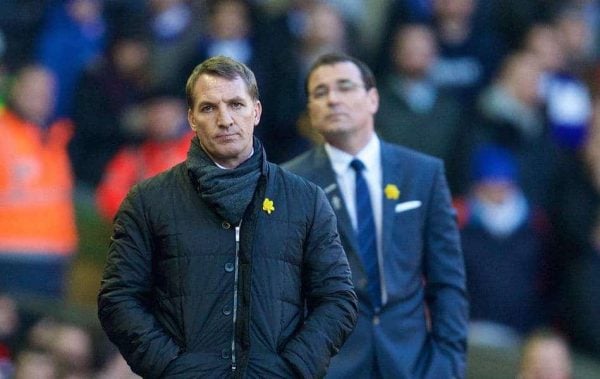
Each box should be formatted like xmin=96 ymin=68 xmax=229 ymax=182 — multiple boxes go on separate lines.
xmin=350 ymin=159 xmax=381 ymax=310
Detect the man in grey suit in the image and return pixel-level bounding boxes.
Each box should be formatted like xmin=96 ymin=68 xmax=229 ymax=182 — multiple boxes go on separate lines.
xmin=284 ymin=53 xmax=468 ymax=378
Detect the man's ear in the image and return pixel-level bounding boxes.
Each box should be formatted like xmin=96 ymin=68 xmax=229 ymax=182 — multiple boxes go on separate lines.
xmin=188 ymin=109 xmax=196 ymax=131
xmin=367 ymin=87 xmax=379 ymax=115
xmin=253 ymin=100 xmax=262 ymax=126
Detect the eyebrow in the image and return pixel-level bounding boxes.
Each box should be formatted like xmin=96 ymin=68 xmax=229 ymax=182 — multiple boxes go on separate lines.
xmin=226 ymin=96 xmax=248 ymax=103
xmin=197 ymin=96 xmax=248 ymax=107
xmin=312 ymin=78 xmax=356 ymax=89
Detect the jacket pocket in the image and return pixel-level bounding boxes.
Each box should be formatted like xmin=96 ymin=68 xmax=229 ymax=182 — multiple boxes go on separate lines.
xmin=277 ymin=300 xmax=302 ymax=352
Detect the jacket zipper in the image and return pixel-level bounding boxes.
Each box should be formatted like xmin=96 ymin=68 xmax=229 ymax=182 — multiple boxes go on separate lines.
xmin=231 ymin=224 xmax=241 ymax=373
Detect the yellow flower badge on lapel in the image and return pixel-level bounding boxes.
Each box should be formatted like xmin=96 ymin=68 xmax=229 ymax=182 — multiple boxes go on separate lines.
xmin=384 ymin=184 xmax=400 ymax=200
xmin=262 ymin=198 xmax=275 ymax=214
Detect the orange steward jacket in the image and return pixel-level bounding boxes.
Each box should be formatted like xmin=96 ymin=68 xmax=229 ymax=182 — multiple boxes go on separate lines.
xmin=0 ymin=108 xmax=77 ymax=255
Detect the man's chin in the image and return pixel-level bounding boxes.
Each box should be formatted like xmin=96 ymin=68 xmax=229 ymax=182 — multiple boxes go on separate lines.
xmin=320 ymin=126 xmax=350 ymax=137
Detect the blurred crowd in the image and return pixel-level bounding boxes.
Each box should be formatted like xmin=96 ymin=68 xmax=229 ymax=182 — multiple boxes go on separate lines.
xmin=1 ymin=0 xmax=600 ymax=377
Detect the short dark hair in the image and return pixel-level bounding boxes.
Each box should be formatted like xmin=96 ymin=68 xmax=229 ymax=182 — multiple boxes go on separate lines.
xmin=304 ymin=52 xmax=376 ymax=96
xmin=185 ymin=55 xmax=259 ymax=109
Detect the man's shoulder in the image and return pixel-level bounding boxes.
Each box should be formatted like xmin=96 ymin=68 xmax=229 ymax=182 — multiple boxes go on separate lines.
xmin=269 ymin=161 xmax=320 ymax=193
xmin=281 ymin=148 xmax=322 ymax=177
xmin=381 ymin=140 xmax=442 ymax=170
xmin=135 ymin=162 xmax=188 ymax=194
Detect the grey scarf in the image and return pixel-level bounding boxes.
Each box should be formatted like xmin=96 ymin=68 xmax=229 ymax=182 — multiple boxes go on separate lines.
xmin=186 ymin=136 xmax=263 ymax=225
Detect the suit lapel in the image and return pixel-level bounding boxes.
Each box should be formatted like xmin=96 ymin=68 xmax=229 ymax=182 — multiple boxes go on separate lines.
xmin=380 ymin=142 xmax=405 ymax=261
xmin=304 ymin=147 xmax=363 ymax=275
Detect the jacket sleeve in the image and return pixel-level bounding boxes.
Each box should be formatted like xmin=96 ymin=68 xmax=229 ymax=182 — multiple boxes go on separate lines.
xmin=281 ymin=186 xmax=358 ymax=378
xmin=97 ymin=185 xmax=181 ymax=378
xmin=422 ymin=163 xmax=469 ymax=379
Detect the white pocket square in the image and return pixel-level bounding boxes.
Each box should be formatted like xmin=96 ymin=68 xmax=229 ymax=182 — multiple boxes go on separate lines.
xmin=395 ymin=200 xmax=422 ymax=213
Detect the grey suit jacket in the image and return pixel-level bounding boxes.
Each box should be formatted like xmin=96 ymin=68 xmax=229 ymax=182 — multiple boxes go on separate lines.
xmin=284 ymin=139 xmax=468 ymax=379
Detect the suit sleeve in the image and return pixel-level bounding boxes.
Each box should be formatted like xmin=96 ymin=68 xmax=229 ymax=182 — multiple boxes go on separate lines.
xmin=423 ymin=162 xmax=469 ymax=378
xmin=97 ymin=185 xmax=181 ymax=378
xmin=281 ymin=186 xmax=359 ymax=378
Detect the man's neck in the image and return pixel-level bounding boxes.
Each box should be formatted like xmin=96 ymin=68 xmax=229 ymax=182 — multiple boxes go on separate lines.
xmin=325 ymin=129 xmax=375 ymax=156
xmin=199 ymin=142 xmax=254 ymax=170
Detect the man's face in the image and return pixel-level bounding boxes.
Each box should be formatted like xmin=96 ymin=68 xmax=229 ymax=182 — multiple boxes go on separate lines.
xmin=307 ymin=62 xmax=378 ymax=141
xmin=13 ymin=67 xmax=55 ymax=125
xmin=187 ymin=74 xmax=261 ymax=168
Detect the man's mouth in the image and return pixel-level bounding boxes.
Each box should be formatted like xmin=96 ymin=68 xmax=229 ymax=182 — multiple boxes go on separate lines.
xmin=216 ymin=133 xmax=238 ymax=140
xmin=326 ymin=112 xmax=346 ymax=120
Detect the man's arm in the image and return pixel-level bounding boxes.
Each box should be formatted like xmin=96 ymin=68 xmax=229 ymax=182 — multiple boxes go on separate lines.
xmin=423 ymin=163 xmax=469 ymax=378
xmin=97 ymin=185 xmax=180 ymax=378
xmin=281 ymin=186 xmax=358 ymax=379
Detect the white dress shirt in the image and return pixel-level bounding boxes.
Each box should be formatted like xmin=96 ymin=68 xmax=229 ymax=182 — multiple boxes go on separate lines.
xmin=324 ymin=134 xmax=387 ymax=304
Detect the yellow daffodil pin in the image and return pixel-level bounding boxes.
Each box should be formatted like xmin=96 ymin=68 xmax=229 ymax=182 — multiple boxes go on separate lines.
xmin=262 ymin=198 xmax=275 ymax=214
xmin=384 ymin=184 xmax=400 ymax=200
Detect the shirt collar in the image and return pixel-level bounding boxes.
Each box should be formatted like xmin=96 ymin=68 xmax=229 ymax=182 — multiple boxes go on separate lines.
xmin=212 ymin=148 xmax=255 ymax=170
xmin=325 ymin=133 xmax=380 ymax=175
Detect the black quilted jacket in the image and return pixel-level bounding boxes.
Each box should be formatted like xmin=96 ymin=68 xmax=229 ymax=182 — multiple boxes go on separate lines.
xmin=98 ymin=155 xmax=357 ymax=379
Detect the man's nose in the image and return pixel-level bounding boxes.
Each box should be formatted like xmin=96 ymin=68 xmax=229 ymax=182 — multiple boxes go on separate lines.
xmin=217 ymin=106 xmax=234 ymax=127
xmin=326 ymin=87 xmax=341 ymax=104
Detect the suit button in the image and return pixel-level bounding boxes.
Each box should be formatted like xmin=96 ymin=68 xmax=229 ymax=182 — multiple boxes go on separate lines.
xmin=221 ymin=349 xmax=230 ymax=359
xmin=373 ymin=316 xmax=380 ymax=325
xmin=222 ymin=306 xmax=232 ymax=316
xmin=222 ymin=221 xmax=231 ymax=229
xmin=224 ymin=262 xmax=234 ymax=272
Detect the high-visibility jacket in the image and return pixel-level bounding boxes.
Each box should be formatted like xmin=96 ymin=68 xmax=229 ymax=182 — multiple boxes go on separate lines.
xmin=0 ymin=108 xmax=77 ymax=254
xmin=95 ymin=132 xmax=193 ymax=220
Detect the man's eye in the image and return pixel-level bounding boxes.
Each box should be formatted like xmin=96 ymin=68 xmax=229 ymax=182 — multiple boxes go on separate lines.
xmin=311 ymin=88 xmax=327 ymax=99
xmin=200 ymin=105 xmax=214 ymax=112
xmin=338 ymin=82 xmax=356 ymax=92
xmin=231 ymin=102 xmax=244 ymax=109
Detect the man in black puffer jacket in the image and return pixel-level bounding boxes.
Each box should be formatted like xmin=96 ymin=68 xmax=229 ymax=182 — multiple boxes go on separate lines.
xmin=98 ymin=56 xmax=358 ymax=379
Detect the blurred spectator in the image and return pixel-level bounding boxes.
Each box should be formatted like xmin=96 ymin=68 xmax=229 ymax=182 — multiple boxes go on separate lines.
xmin=296 ymin=1 xmax=349 ymax=70
xmin=554 ymin=3 xmax=598 ymax=74
xmin=373 ymin=0 xmax=437 ymax=74
xmin=196 ymin=0 xmax=255 ymax=62
xmin=375 ymin=22 xmax=468 ymax=194
xmin=0 ymin=65 xmax=78 ymax=300
xmin=433 ymin=0 xmax=506 ymax=99
xmin=147 ymin=0 xmax=204 ymax=93
xmin=473 ymin=50 xmax=562 ymax=211
xmin=257 ymin=0 xmax=352 ymax=162
xmin=13 ymin=349 xmax=57 ymax=379
xmin=428 ymin=0 xmax=507 ymax=105
xmin=51 ymin=323 xmax=94 ymax=377
xmin=69 ymin=34 xmax=152 ymax=189
xmin=524 ymin=23 xmax=593 ymax=151
xmin=35 ymin=0 xmax=107 ymax=119
xmin=518 ymin=328 xmax=573 ymax=379
xmin=455 ymin=145 xmax=550 ymax=342
xmin=96 ymin=93 xmax=192 ymax=220
xmin=21 ymin=317 xmax=94 ymax=377
xmin=178 ymin=0 xmax=268 ymax=97
xmin=371 ymin=0 xmax=505 ymax=98
xmin=377 ymin=0 xmax=507 ymax=102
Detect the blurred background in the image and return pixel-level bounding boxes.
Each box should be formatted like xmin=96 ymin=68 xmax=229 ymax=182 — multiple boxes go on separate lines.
xmin=1 ymin=0 xmax=600 ymax=377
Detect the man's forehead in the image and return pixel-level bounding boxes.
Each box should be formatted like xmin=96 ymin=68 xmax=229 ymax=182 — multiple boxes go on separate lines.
xmin=309 ymin=62 xmax=361 ymax=87
xmin=195 ymin=74 xmax=251 ymax=100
